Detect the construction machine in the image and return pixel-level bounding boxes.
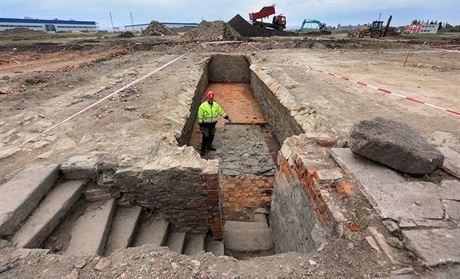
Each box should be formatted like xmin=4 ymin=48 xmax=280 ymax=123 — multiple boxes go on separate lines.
xmin=299 ymin=19 xmax=331 ymax=35
xmin=249 ymin=5 xmax=286 ymax=31
xmin=348 ymin=16 xmax=393 ymax=39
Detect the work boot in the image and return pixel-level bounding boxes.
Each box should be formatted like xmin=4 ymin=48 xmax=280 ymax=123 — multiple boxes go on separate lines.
xmin=207 ymin=135 xmax=217 ymax=151
xmin=200 ymin=136 xmax=208 ymax=156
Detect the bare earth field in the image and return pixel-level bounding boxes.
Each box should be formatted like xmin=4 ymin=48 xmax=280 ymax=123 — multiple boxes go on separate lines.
xmin=259 ymin=48 xmax=460 ymax=143
xmin=0 ymin=32 xmax=459 ymax=278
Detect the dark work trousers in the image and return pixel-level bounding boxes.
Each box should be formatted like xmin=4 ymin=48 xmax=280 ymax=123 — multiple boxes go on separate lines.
xmin=200 ymin=123 xmax=216 ymax=153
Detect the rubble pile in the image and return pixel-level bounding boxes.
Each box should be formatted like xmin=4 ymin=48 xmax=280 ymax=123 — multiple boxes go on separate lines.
xmin=118 ymin=31 xmax=134 ymax=38
xmin=142 ymin=21 xmax=177 ymax=36
xmin=182 ymin=20 xmax=241 ymax=41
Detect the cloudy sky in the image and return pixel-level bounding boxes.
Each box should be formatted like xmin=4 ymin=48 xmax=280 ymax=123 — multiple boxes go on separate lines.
xmin=1 ymin=0 xmax=459 ymax=30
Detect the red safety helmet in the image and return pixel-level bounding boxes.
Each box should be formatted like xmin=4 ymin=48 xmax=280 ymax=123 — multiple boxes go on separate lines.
xmin=207 ymin=91 xmax=215 ymax=100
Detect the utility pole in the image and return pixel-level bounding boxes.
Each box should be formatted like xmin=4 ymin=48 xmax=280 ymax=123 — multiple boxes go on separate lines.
xmin=109 ymin=11 xmax=114 ymax=32
xmin=130 ymin=12 xmax=134 ymax=32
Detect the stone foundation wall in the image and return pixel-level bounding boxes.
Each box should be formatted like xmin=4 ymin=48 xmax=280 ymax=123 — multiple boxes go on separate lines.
xmin=114 ymin=159 xmax=223 ymax=238
xmin=220 ymin=175 xmax=273 ymax=221
xmin=250 ymin=68 xmax=304 ymax=146
xmin=208 ymin=55 xmax=250 ymax=83
xmin=270 ymin=133 xmax=345 ymax=253
xmin=176 ymin=61 xmax=209 ymax=146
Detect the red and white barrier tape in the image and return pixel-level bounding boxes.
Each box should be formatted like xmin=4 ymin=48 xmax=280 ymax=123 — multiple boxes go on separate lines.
xmin=294 ymin=62 xmax=460 ymax=117
xmin=0 ymin=51 xmax=190 ymax=158
xmin=245 ymin=43 xmax=458 ymax=117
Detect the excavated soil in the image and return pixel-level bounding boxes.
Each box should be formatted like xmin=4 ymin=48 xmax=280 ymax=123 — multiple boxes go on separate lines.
xmin=181 ymin=20 xmax=241 ymax=42
xmin=228 ymin=14 xmax=299 ymax=37
xmin=143 ymin=21 xmax=177 ymax=36
xmin=0 ymin=28 xmax=46 ymax=36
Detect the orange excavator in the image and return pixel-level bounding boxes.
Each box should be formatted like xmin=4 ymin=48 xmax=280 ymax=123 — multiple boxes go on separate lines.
xmin=249 ymin=5 xmax=286 ymax=30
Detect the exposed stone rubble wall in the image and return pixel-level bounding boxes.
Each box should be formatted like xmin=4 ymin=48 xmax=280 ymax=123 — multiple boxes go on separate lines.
xmin=220 ymin=176 xmax=273 ymax=221
xmin=176 ymin=60 xmax=210 ymax=146
xmin=114 ymin=158 xmax=223 ymax=238
xmin=250 ymin=65 xmax=315 ymax=145
xmin=208 ymin=55 xmax=250 ymax=83
xmin=214 ymin=125 xmax=276 ymax=176
xmin=270 ymin=133 xmax=345 ymax=253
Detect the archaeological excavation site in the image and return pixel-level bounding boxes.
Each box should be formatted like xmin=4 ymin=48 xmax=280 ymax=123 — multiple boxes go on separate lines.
xmin=0 ymin=17 xmax=460 ymax=279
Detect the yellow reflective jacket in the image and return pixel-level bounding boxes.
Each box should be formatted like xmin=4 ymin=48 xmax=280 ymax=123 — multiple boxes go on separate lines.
xmin=197 ymin=101 xmax=227 ymax=124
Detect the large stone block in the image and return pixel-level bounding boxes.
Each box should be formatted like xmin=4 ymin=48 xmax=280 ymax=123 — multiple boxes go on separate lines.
xmin=350 ymin=117 xmax=444 ymax=174
xmin=0 ymin=164 xmax=59 ymax=236
xmin=403 ymin=228 xmax=460 ymax=266
xmin=13 ymin=180 xmax=86 ymax=248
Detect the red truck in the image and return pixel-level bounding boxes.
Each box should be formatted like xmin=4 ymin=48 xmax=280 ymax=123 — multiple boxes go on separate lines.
xmin=249 ymin=5 xmax=286 ymax=30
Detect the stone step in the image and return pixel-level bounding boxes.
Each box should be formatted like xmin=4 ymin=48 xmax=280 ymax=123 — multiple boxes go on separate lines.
xmin=0 ymin=164 xmax=60 ymax=236
xmin=254 ymin=214 xmax=268 ymax=224
xmin=166 ymin=232 xmax=186 ymax=254
xmin=105 ymin=206 xmax=142 ymax=255
xmin=64 ymin=199 xmax=116 ymax=256
xmin=183 ymin=233 xmax=205 ymax=256
xmin=224 ymin=221 xmax=273 ymax=252
xmin=205 ymin=237 xmax=224 ymax=256
xmin=133 ymin=213 xmax=169 ymax=247
xmin=224 ymin=220 xmax=268 ymax=231
xmin=12 ymin=180 xmax=86 ymax=248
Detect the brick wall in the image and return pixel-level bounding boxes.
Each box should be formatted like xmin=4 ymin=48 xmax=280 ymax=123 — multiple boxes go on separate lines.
xmin=220 ymin=175 xmax=273 ymax=221
xmin=200 ymin=160 xmax=224 ymax=239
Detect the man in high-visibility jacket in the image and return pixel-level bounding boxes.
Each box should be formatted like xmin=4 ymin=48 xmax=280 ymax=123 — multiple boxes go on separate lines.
xmin=197 ymin=90 xmax=231 ymax=155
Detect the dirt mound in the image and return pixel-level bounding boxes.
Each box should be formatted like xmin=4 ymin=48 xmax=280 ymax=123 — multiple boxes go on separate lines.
xmin=142 ymin=21 xmax=177 ymax=36
xmin=182 ymin=20 xmax=241 ymax=41
xmin=228 ymin=14 xmax=298 ymax=37
xmin=0 ymin=28 xmax=46 ymax=36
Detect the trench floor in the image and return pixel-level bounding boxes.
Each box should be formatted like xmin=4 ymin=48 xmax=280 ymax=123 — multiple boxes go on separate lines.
xmin=188 ymin=83 xmax=278 ymax=221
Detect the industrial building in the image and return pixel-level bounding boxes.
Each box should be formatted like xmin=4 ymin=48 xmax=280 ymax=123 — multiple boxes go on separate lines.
xmin=0 ymin=17 xmax=97 ymax=32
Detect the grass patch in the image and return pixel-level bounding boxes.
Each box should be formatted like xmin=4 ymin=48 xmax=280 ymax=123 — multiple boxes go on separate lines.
xmin=422 ymin=174 xmax=441 ymax=185
xmin=75 ymin=76 xmax=87 ymax=82
xmin=352 ymin=202 xmax=369 ymax=229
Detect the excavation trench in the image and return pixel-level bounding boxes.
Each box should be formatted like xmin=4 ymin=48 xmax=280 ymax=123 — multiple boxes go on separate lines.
xmin=5 ymin=55 xmax=331 ymax=259
xmin=179 ymin=54 xmax=328 ymax=258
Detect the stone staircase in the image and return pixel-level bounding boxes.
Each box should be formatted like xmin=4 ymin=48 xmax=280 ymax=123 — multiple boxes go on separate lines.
xmin=223 ymin=208 xmax=274 ymax=258
xmin=0 ymin=164 xmax=224 ymax=257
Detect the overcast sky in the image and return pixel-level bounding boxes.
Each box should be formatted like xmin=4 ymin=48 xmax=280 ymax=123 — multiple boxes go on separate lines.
xmin=1 ymin=0 xmax=459 ymax=30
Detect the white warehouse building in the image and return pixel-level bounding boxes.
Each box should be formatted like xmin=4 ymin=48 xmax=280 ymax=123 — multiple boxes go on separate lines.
xmin=0 ymin=17 xmax=98 ymax=32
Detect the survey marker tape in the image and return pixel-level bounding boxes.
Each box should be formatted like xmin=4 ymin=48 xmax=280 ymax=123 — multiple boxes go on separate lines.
xmin=294 ymin=61 xmax=460 ymax=117
xmin=0 ymin=51 xmax=191 ymax=158
xmin=246 ymin=41 xmax=459 ymax=116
